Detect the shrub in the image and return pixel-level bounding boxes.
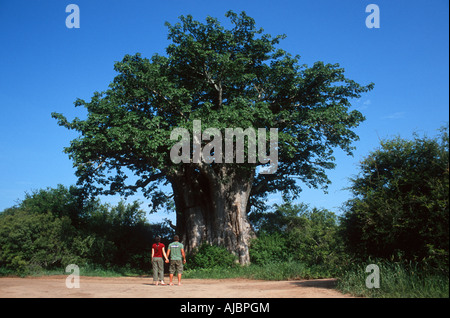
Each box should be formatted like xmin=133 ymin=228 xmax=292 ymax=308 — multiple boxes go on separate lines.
xmin=249 ymin=232 xmax=290 ymax=265
xmin=249 ymin=202 xmax=344 ymax=270
xmin=0 ymin=185 xmax=175 ymax=274
xmin=0 ymin=210 xmax=81 ymax=273
xmin=340 ymin=127 xmax=449 ymax=266
xmin=186 ymin=243 xmax=238 ymax=270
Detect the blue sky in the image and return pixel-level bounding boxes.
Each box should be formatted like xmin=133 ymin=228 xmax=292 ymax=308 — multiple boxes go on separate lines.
xmin=0 ymin=0 xmax=448 ymax=222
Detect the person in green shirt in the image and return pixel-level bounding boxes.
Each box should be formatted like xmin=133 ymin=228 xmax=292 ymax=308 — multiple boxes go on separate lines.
xmin=165 ymin=235 xmax=186 ymax=286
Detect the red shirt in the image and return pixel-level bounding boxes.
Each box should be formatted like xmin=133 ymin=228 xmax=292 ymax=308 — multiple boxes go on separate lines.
xmin=152 ymin=243 xmax=165 ymax=257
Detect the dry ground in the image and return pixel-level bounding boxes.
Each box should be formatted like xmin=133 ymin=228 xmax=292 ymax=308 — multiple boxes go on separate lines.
xmin=0 ymin=275 xmax=354 ymax=298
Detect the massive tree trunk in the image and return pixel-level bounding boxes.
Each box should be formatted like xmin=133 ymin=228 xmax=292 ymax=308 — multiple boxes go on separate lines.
xmin=169 ymin=165 xmax=254 ymax=265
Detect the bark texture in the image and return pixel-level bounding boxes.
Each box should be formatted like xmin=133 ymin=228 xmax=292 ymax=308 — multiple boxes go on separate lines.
xmin=169 ymin=165 xmax=254 ymax=265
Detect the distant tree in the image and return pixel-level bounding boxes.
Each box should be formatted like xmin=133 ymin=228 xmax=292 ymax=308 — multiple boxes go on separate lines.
xmin=340 ymin=126 xmax=449 ymax=264
xmin=0 ymin=186 xmax=83 ymax=271
xmin=249 ymin=202 xmax=342 ymax=266
xmin=52 ymin=11 xmax=373 ymax=264
xmin=0 ymin=185 xmax=174 ymax=272
xmin=15 ymin=184 xmax=86 ymax=224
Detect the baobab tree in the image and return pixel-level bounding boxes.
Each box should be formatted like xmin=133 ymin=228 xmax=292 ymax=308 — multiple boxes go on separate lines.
xmin=52 ymin=11 xmax=373 ymax=264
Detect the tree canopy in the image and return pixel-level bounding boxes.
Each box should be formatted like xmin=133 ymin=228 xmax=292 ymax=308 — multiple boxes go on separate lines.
xmin=52 ymin=11 xmax=372 ymax=203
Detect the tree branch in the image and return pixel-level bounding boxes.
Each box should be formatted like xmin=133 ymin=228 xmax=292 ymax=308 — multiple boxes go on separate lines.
xmin=203 ymin=64 xmax=223 ymax=108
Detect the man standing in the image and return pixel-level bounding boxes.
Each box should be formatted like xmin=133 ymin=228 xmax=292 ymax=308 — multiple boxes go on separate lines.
xmin=166 ymin=235 xmax=186 ymax=286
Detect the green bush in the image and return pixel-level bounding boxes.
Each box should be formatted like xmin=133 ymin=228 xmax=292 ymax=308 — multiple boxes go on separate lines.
xmin=0 ymin=185 xmax=175 ymax=274
xmin=0 ymin=210 xmax=82 ymax=273
xmin=186 ymin=243 xmax=238 ymax=270
xmin=340 ymin=127 xmax=449 ymax=266
xmin=249 ymin=232 xmax=290 ymax=265
xmin=249 ymin=202 xmax=344 ymax=270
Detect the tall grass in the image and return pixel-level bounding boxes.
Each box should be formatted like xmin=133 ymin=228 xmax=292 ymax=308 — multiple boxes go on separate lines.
xmin=336 ymin=261 xmax=449 ymax=298
xmin=0 ymin=264 xmax=146 ymax=278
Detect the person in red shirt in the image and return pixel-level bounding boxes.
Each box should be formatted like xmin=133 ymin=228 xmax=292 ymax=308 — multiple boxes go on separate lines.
xmin=151 ymin=236 xmax=169 ymax=285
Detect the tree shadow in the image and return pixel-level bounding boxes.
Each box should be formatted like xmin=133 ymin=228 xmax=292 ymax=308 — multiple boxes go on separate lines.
xmin=290 ymin=279 xmax=338 ymax=290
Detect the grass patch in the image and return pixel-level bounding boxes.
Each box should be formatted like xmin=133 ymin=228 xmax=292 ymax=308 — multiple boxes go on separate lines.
xmin=0 ymin=264 xmax=146 ymax=278
xmin=184 ymin=261 xmax=332 ymax=280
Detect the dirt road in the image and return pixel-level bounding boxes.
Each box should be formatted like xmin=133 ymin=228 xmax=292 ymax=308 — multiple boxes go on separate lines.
xmin=0 ymin=275 xmax=353 ymax=298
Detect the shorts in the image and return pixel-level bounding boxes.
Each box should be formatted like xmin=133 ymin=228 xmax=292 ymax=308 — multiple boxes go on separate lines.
xmin=169 ymin=260 xmax=183 ymax=274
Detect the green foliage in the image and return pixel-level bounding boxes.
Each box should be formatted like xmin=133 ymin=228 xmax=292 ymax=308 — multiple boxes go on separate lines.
xmin=340 ymin=126 xmax=449 ymax=268
xmin=186 ymin=243 xmax=238 ymax=270
xmin=336 ymin=260 xmax=449 ymax=298
xmin=249 ymin=232 xmax=290 ymax=265
xmin=0 ymin=185 xmax=174 ymax=274
xmin=249 ymin=202 xmax=344 ymax=270
xmin=0 ymin=210 xmax=78 ymax=273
